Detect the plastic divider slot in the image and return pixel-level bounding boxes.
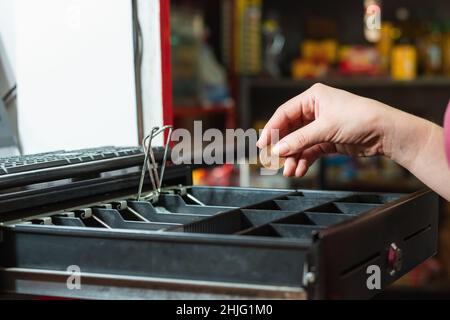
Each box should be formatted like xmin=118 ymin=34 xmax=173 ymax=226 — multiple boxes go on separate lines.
xmin=304 ymin=212 xmax=357 ymax=226
xmin=182 ymin=209 xmax=297 ymax=234
xmin=269 ymin=213 xmax=315 ymax=226
xmin=117 ymin=208 xmax=143 ymax=221
xmin=286 ymin=195 xmax=337 ymax=202
xmin=332 ymin=202 xmax=380 ymax=215
xmin=309 ymin=201 xmax=380 ymax=215
xmin=156 ymin=194 xmax=233 ymax=215
xmin=274 ymin=199 xmax=331 ymax=212
xmin=239 ymin=224 xmax=282 ymax=237
xmin=240 ymin=209 xmax=298 ymax=226
xmin=301 ymin=202 xmax=379 ymax=215
xmin=336 ymin=194 xmax=401 ymax=204
xmin=308 ymin=203 xmax=345 ymax=214
xmin=299 ymin=190 xmax=353 ymax=198
xmin=241 ymin=224 xmax=323 ymax=241
xmin=82 ymin=216 xmax=110 ymax=228
xmin=93 ymin=208 xmax=178 ymax=230
xmin=182 ymin=210 xmax=246 ymax=234
xmin=271 ymin=224 xmax=325 ymax=239
xmin=246 ymin=200 xmax=282 ymax=210
xmin=51 ymin=216 xmax=86 ymax=227
xmin=274 ymin=211 xmax=355 ymax=227
xmin=188 ymin=187 xmax=292 ymax=207
xmin=127 ymin=201 xmax=205 ymax=224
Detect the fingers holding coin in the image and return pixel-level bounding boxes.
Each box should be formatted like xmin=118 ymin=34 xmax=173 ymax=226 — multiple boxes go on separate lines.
xmin=259 ymin=144 xmax=286 ymax=171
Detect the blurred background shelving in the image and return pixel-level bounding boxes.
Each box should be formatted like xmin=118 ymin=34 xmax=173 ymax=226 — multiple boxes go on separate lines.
xmin=169 ymin=0 xmax=450 ymax=299
xmin=170 ymin=0 xmax=450 ymax=192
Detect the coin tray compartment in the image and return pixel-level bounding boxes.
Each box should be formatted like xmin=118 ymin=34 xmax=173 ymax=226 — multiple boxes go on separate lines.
xmin=181 ymin=189 xmax=399 ymax=241
xmin=13 ymin=188 xmax=400 ymax=239
xmin=2 ymin=184 xmax=437 ymax=300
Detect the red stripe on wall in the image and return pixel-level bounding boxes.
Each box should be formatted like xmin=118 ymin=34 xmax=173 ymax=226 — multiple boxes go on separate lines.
xmin=159 ymin=0 xmax=173 ymax=143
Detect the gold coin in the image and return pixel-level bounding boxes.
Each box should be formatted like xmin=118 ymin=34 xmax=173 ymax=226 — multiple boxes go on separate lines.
xmin=259 ymin=145 xmax=286 ymax=170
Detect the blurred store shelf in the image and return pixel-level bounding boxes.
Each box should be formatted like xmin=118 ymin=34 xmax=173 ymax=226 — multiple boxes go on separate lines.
xmin=173 ymin=102 xmax=236 ymax=129
xmin=242 ymin=76 xmax=450 ymax=89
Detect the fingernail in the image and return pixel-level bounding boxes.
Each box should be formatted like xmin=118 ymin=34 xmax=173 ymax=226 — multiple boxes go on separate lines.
xmin=256 ymin=135 xmax=264 ymax=147
xmin=273 ymin=141 xmax=289 ymax=156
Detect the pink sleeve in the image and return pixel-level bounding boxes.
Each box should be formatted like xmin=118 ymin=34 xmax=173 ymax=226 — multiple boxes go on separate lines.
xmin=445 ymin=101 xmax=450 ymax=166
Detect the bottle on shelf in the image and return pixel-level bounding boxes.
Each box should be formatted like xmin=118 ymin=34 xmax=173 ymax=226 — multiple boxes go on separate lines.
xmin=441 ymin=22 xmax=450 ymax=76
xmin=423 ymin=23 xmax=443 ymax=76
xmin=390 ymin=7 xmax=418 ymax=81
xmin=376 ymin=22 xmax=394 ymax=73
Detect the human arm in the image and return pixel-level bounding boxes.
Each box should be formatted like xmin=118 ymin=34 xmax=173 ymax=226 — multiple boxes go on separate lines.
xmin=257 ymin=83 xmax=450 ymax=201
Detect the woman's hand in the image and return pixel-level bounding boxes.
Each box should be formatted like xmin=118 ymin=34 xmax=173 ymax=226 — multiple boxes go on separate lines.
xmin=257 ymin=84 xmax=391 ymax=177
xmin=257 ymin=83 xmax=450 ymax=201
xmin=257 ymin=83 xmax=433 ymax=178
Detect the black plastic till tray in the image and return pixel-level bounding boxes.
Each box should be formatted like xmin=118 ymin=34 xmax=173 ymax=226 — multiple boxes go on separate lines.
xmin=0 ymin=184 xmax=439 ymax=300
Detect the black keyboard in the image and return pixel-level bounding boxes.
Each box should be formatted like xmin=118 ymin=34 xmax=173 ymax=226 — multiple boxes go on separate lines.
xmin=0 ymin=146 xmax=166 ymax=189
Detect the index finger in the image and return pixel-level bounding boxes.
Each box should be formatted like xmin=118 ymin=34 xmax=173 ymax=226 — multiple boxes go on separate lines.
xmin=257 ymin=86 xmax=317 ymax=148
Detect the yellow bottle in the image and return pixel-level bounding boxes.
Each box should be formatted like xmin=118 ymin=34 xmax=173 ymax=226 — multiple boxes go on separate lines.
xmin=376 ymin=22 xmax=394 ymax=73
xmin=391 ymin=45 xmax=417 ymax=80
xmin=442 ymin=23 xmax=450 ymax=76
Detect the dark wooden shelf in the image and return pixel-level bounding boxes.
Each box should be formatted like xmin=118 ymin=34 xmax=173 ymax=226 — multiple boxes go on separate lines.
xmin=239 ymin=76 xmax=450 ymax=131
xmin=173 ymin=103 xmax=236 ymax=128
xmin=243 ymin=76 xmax=450 ymax=89
xmin=173 ymin=104 xmax=234 ymax=115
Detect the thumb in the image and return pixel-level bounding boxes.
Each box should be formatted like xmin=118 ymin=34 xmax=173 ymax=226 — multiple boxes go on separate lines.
xmin=273 ymin=120 xmax=328 ymax=156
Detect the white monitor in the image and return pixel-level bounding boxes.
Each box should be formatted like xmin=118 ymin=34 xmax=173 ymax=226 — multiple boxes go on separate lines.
xmin=3 ymin=0 xmax=168 ymax=155
xmin=15 ymin=0 xmax=139 ymax=154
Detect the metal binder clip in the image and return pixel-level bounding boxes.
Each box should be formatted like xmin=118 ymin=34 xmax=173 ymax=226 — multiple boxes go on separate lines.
xmin=136 ymin=125 xmax=173 ymax=201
